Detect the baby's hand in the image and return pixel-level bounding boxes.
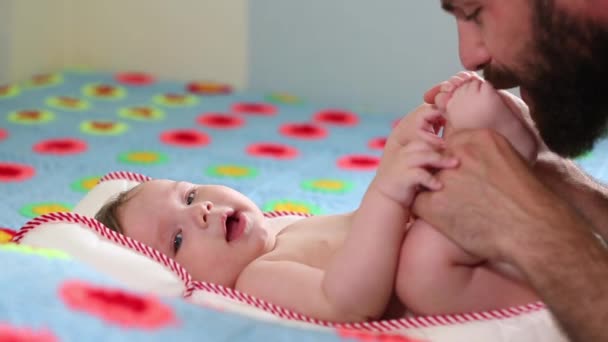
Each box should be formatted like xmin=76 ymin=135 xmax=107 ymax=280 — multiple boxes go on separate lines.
xmin=385 ymin=104 xmax=446 ymax=158
xmin=372 ymin=139 xmax=458 ymax=207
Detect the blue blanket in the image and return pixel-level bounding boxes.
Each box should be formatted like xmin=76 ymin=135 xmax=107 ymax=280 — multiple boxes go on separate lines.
xmin=0 ymin=69 xmax=606 ymax=341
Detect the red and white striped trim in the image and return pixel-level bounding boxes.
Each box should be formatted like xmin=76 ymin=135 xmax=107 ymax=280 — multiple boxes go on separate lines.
xmin=12 ymin=211 xmax=192 ymax=287
xmin=99 ymin=171 xmax=152 ymax=183
xmin=263 ymin=211 xmax=312 ymax=218
xmin=13 ymin=170 xmax=547 ymax=332
xmin=189 ymin=279 xmax=545 ymax=332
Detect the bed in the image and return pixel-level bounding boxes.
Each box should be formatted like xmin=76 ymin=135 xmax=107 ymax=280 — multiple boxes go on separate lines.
xmin=1 ymin=69 xmax=606 ymax=341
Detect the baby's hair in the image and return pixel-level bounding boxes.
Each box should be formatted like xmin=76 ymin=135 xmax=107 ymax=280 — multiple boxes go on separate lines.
xmin=94 ymin=184 xmax=141 ymax=234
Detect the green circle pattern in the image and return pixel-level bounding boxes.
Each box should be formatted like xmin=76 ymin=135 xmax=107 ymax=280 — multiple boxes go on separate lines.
xmin=20 ymin=202 xmax=73 ymax=218
xmin=0 ymin=85 xmax=21 ymax=99
xmin=82 ymin=83 xmax=127 ymax=100
xmin=119 ymin=106 xmax=166 ymax=121
xmin=23 ymin=73 xmax=64 ymax=89
xmin=301 ymin=179 xmax=353 ymax=194
xmin=46 ymin=96 xmax=90 ymax=111
xmin=263 ymin=199 xmax=321 ymax=215
xmin=0 ymin=243 xmax=70 ymax=260
xmin=265 ymin=92 xmax=304 ymax=105
xmin=70 ymin=176 xmax=102 ymax=193
xmin=8 ymin=110 xmax=55 ymax=124
xmin=153 ymin=93 xmax=199 ymax=107
xmin=80 ymin=120 xmax=129 ymax=136
xmin=118 ymin=151 xmax=169 ymax=165
xmin=206 ymin=164 xmax=259 ymax=179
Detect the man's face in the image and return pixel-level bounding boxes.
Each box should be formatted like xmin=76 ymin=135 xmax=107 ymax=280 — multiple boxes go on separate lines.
xmin=443 ymin=0 xmax=608 ymax=157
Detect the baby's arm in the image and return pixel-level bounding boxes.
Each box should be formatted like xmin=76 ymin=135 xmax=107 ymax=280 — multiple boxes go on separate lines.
xmin=321 ymin=139 xmax=458 ymax=320
xmin=236 ymin=140 xmax=457 ymax=322
xmin=237 ymin=258 xmax=362 ymax=322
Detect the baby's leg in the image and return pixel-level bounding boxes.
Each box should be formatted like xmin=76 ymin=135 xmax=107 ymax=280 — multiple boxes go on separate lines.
xmin=436 ymin=73 xmax=538 ymax=162
xmin=395 ymin=219 xmax=538 ymax=315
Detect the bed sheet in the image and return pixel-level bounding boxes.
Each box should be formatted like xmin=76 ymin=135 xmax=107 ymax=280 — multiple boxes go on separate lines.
xmin=1 ymin=69 xmax=606 ymax=341
xmin=0 ymin=69 xmax=410 ymax=342
xmin=0 ymin=70 xmax=400 ymax=230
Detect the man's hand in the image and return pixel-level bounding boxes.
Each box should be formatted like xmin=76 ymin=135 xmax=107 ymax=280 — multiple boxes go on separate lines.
xmin=411 ymin=128 xmax=565 ymax=262
xmin=413 ymin=129 xmax=608 ymax=342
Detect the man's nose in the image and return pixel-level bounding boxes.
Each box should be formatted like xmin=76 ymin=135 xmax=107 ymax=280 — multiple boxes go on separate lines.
xmin=457 ymin=21 xmax=491 ymax=71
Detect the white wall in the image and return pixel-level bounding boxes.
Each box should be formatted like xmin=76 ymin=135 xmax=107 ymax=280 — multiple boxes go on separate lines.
xmin=0 ymin=1 xmax=11 ymax=82
xmin=66 ymin=0 xmax=248 ymax=87
xmin=0 ymin=0 xmax=248 ymax=88
xmin=249 ymin=1 xmax=463 ymax=114
xmin=0 ymin=0 xmax=69 ymax=83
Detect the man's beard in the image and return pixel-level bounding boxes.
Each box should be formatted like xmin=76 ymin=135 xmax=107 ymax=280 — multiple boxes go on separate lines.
xmin=484 ymin=0 xmax=608 ymax=158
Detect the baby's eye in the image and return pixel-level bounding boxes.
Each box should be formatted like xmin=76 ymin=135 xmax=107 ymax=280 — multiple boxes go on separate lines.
xmin=173 ymin=230 xmax=183 ymax=254
xmin=186 ymin=190 xmax=196 ymax=205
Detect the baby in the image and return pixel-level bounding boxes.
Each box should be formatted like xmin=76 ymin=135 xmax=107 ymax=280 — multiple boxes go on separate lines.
xmin=95 ymin=72 xmax=539 ymax=323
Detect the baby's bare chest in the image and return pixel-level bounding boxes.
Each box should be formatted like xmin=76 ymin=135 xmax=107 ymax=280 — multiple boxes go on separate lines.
xmin=263 ymin=214 xmax=351 ymax=268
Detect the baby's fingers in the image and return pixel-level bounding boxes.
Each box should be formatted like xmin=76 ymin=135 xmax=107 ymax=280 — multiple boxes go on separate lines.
xmin=410 ymin=168 xmax=443 ymax=191
xmin=418 ymin=109 xmax=446 ymax=134
xmin=417 ymin=130 xmax=445 ymax=147
xmin=402 ymin=150 xmax=459 ymax=170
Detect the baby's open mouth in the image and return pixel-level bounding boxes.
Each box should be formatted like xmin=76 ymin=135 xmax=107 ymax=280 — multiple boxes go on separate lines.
xmin=225 ymin=211 xmax=244 ymax=242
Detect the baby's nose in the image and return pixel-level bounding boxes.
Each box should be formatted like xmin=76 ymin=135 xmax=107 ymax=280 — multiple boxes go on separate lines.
xmin=199 ymin=201 xmax=213 ymax=224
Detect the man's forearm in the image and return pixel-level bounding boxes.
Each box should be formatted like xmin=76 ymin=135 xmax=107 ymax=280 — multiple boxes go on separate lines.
xmin=510 ymin=203 xmax=608 ymax=342
xmin=534 ymin=151 xmax=608 ymax=239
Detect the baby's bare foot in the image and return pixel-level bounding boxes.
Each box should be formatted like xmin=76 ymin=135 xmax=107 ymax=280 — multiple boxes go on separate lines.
xmin=444 ymin=74 xmax=539 ymax=162
xmin=445 ymin=74 xmax=512 ymax=129
xmin=433 ymin=71 xmax=480 ymax=110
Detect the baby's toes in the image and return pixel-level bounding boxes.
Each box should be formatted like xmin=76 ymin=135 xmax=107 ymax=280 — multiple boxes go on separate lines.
xmin=434 ymin=91 xmax=452 ymax=110
xmin=450 ymin=71 xmax=476 ymax=87
xmin=463 ymin=79 xmax=484 ymax=93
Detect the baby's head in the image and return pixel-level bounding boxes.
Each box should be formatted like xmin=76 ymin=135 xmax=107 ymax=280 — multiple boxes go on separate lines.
xmin=95 ymin=179 xmax=271 ymax=287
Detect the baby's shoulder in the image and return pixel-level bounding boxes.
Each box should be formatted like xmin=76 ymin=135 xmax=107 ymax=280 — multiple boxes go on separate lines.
xmin=265 ymin=214 xmax=308 ymax=231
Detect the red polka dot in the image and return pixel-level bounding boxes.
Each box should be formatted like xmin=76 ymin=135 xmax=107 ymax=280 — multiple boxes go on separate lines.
xmin=115 ymin=72 xmax=155 ymax=86
xmin=337 ymin=154 xmax=380 ymax=170
xmin=0 ymin=128 xmax=7 ymax=141
xmin=33 ymin=138 xmax=88 ymax=155
xmin=196 ymin=113 xmax=245 ymax=129
xmin=0 ymin=162 xmax=35 ymax=182
xmin=279 ymin=123 xmax=328 ymax=140
xmin=232 ymin=102 xmax=277 ymax=116
xmin=0 ymin=324 xmax=58 ymax=342
xmin=160 ymin=129 xmax=210 ymax=147
xmin=368 ymin=137 xmax=387 ymax=150
xmin=313 ymin=109 xmax=359 ymax=126
xmin=60 ymin=280 xmax=176 ymax=329
xmin=247 ymin=143 xmax=298 ymax=160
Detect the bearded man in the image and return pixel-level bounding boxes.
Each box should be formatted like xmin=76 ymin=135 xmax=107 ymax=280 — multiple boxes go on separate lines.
xmin=410 ymin=1 xmax=608 ymax=341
